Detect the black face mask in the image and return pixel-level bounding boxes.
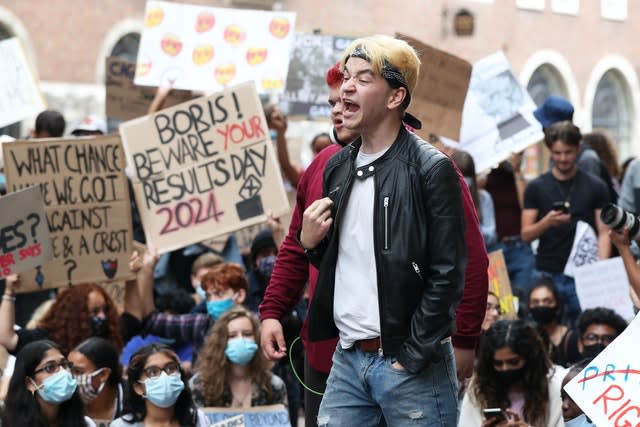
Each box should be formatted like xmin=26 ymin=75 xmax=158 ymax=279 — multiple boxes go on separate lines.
xmin=495 ymin=366 xmax=526 ymax=386
xmin=581 ymin=343 xmax=606 ymax=359
xmin=90 ymin=316 xmax=109 ymax=337
xmin=530 ymin=306 xmax=557 ymax=324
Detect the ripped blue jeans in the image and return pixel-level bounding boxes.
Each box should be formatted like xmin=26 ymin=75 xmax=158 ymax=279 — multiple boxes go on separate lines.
xmin=317 ymin=338 xmax=458 ymax=426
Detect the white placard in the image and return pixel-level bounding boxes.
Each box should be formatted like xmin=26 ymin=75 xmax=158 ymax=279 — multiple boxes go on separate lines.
xmin=552 ymin=0 xmax=579 ymax=15
xmin=0 ymin=38 xmax=46 ymax=128
xmin=574 ymin=257 xmax=635 ymax=321
xmin=516 ymin=0 xmax=545 ymax=10
xmin=564 ymin=312 xmax=640 ymax=426
xmin=564 ymin=220 xmax=599 ymax=277
xmin=452 ymin=51 xmax=544 ymax=173
xmin=134 ymin=1 xmax=296 ymax=94
xmin=601 ymin=0 xmax=627 ymax=21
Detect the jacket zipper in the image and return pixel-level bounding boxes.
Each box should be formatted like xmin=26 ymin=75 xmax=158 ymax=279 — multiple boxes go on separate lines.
xmin=412 ymin=261 xmax=424 ymax=281
xmin=384 ymin=196 xmax=389 ymax=250
xmin=374 ymin=176 xmax=384 ymax=357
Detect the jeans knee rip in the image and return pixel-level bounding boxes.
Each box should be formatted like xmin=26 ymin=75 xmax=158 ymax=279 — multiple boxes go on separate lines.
xmin=408 ymin=410 xmax=424 ymax=420
xmin=317 ymin=415 xmax=330 ymax=426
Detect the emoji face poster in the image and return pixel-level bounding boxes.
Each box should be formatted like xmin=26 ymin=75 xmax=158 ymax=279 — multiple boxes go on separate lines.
xmin=135 ymin=1 xmax=296 ymax=94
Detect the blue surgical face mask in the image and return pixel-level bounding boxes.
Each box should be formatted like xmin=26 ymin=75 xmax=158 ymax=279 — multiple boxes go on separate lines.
xmin=206 ymin=297 xmax=234 ymax=320
xmin=225 ymin=337 xmax=258 ymax=365
xmin=141 ymin=372 xmax=184 ymax=408
xmin=32 ymin=369 xmax=78 ymax=404
xmin=565 ymin=414 xmax=594 ymax=427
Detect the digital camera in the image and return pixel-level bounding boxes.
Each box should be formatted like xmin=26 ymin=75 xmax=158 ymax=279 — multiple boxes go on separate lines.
xmin=600 ymin=203 xmax=640 ymax=241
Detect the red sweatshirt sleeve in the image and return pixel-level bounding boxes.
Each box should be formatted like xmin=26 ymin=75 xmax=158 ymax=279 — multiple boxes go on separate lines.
xmin=259 ymin=145 xmax=341 ymax=321
xmin=452 ymin=166 xmax=489 ymax=350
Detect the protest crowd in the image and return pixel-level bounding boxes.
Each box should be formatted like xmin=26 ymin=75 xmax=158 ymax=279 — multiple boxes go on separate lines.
xmin=1 ymin=4 xmax=640 ymax=427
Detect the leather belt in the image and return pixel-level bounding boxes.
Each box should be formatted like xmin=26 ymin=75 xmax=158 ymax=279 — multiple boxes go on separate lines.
xmin=355 ymin=337 xmax=381 ymax=352
xmin=501 ymin=235 xmax=521 ymax=244
xmin=350 ymin=336 xmax=451 ymax=353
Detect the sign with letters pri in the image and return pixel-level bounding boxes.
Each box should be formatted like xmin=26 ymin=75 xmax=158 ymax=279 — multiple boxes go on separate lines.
xmin=564 ymin=312 xmax=640 ymax=426
xmin=119 ymin=82 xmax=289 ymax=254
xmin=2 ymin=135 xmax=134 ymax=291
xmin=0 ymin=37 xmax=46 ymax=128
xmin=0 ymin=186 xmax=53 ymax=277
xmin=487 ymin=250 xmax=517 ymax=319
xmin=203 ymin=404 xmax=290 ymax=427
xmin=106 ymin=56 xmax=192 ymax=121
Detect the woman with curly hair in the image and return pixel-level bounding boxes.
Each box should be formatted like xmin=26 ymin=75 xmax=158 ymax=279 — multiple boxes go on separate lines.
xmin=111 ymin=344 xmax=207 ymax=427
xmin=0 ymin=275 xmax=123 ymax=355
xmin=0 ymin=251 xmax=155 ymax=356
xmin=189 ymin=307 xmax=287 ymax=408
xmin=2 ymin=339 xmax=95 ymax=426
xmin=459 ymin=319 xmax=563 ymax=427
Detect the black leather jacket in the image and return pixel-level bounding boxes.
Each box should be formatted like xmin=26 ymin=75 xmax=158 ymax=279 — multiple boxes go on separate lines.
xmin=306 ymin=126 xmax=467 ymax=374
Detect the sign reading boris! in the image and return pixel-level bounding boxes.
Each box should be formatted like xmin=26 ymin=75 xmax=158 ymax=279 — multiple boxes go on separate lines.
xmin=0 ymin=186 xmax=53 ymax=277
xmin=119 ymin=82 xmax=289 ymax=254
xmin=2 ymin=135 xmax=134 ymax=291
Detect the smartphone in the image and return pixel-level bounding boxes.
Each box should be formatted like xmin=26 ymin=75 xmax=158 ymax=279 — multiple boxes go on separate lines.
xmin=482 ymin=408 xmax=507 ymax=424
xmin=551 ymin=201 xmax=569 ymax=214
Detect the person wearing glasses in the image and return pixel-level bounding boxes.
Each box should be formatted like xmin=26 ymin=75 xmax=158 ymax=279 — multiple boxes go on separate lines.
xmin=459 ymin=320 xmax=563 ymax=427
xmin=110 ymin=344 xmax=207 ymax=427
xmin=2 ymin=339 xmax=95 ymax=426
xmin=189 ymin=307 xmax=287 ymax=408
xmin=576 ymin=307 xmax=627 ymax=360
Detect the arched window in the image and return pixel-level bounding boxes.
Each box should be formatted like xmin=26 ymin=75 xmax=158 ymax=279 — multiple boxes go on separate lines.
xmin=110 ymin=32 xmax=140 ymax=62
xmin=0 ymin=22 xmax=21 ymax=138
xmin=592 ymin=70 xmax=632 ymax=157
xmin=526 ymin=64 xmax=568 ymax=106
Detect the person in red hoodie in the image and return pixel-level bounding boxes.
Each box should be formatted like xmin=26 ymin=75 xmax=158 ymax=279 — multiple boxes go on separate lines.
xmin=260 ymin=62 xmax=488 ymax=426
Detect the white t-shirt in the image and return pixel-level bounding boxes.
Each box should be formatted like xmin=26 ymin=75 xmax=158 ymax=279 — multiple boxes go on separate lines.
xmin=334 ymin=147 xmax=388 ymax=348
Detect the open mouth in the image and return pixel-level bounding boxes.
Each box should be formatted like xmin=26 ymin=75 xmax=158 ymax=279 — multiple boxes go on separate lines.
xmin=332 ymin=117 xmax=343 ymax=128
xmin=343 ymin=99 xmax=360 ymax=115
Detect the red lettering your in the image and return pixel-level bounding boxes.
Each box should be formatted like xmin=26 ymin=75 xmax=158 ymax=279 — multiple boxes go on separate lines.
xmin=216 ymin=115 xmax=265 ymax=150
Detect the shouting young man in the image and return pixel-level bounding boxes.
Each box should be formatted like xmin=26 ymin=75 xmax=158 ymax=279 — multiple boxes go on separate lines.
xmin=300 ymin=35 xmax=466 ymax=426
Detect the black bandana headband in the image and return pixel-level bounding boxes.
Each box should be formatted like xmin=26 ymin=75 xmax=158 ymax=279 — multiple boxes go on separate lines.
xmin=346 ymin=48 xmax=422 ymax=130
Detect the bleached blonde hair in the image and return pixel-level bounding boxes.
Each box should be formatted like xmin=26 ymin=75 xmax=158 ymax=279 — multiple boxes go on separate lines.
xmin=340 ymin=35 xmax=420 ymax=97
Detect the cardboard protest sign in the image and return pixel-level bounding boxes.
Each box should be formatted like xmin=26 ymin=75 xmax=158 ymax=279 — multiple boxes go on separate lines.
xmin=203 ymin=404 xmax=290 ymax=427
xmin=119 ymin=82 xmax=289 ymax=254
xmin=0 ymin=38 xmax=46 ymax=128
xmin=3 ymin=135 xmax=134 ymax=291
xmin=135 ymin=1 xmax=296 ymax=94
xmin=0 ymin=186 xmax=53 ymax=277
xmin=564 ymin=312 xmax=640 ymax=426
xmin=396 ymin=33 xmax=472 ymax=142
xmin=488 ymin=250 xmax=517 ymax=319
xmin=449 ymin=51 xmax=544 ymax=173
xmin=282 ymin=33 xmax=354 ymax=118
xmin=106 ymin=56 xmax=192 ymax=121
xmin=574 ymin=257 xmax=635 ymax=321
